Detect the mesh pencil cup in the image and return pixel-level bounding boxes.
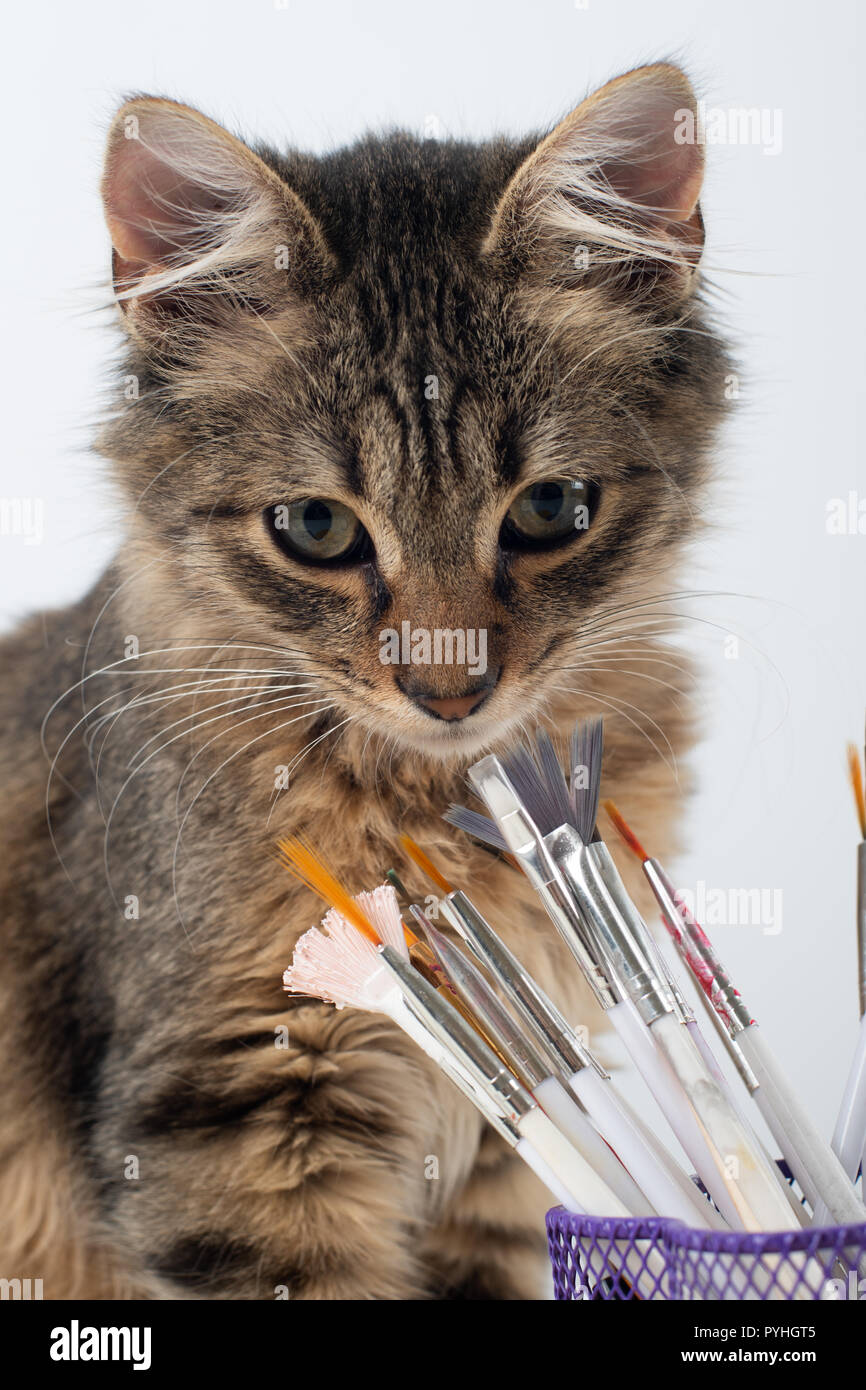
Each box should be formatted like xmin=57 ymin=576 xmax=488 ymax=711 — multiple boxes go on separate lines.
xmin=546 ymin=1207 xmax=866 ymax=1301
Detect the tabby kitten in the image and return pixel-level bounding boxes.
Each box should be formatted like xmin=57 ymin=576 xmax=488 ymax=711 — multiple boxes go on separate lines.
xmin=0 ymin=63 xmax=728 ymax=1299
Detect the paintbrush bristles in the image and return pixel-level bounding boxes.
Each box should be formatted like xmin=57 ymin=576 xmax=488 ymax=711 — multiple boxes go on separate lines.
xmin=285 ymin=914 xmax=381 ymax=1009
xmin=284 ymin=882 xmax=409 ymax=1008
xmin=603 ymin=799 xmax=650 ymax=863
xmin=447 ymin=720 xmax=605 ymax=849
xmin=571 ymin=717 xmax=604 ymax=843
xmin=353 ymin=884 xmax=410 ymax=956
xmin=443 ymin=804 xmax=508 ymax=851
xmin=847 ymin=743 xmax=866 ymax=840
xmin=277 ymin=837 xmax=381 ymax=945
xmin=534 ymin=730 xmax=573 ymax=831
xmin=399 ymin=834 xmax=453 ymax=895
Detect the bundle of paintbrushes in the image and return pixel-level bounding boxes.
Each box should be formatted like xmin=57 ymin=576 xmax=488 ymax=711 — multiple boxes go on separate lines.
xmin=280 ymin=717 xmax=866 ymax=1300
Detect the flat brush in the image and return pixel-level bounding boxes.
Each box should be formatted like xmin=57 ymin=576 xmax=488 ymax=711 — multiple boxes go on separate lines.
xmin=604 ymin=800 xmax=866 ymax=1231
xmin=410 ymin=903 xmax=656 ymax=1218
xmin=403 ymin=833 xmax=722 ymax=1228
xmin=470 ymin=740 xmax=800 ymax=1235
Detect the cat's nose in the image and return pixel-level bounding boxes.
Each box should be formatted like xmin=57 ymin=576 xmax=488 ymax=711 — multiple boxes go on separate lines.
xmin=399 ymin=670 xmax=500 ymax=721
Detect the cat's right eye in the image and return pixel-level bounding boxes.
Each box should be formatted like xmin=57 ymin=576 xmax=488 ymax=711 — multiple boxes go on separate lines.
xmin=264 ymin=499 xmax=372 ymax=566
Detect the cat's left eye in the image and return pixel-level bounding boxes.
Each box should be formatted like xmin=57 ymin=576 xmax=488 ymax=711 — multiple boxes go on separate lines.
xmin=501 ymin=478 xmax=600 ymax=550
xmin=264 ymin=499 xmax=372 ymax=565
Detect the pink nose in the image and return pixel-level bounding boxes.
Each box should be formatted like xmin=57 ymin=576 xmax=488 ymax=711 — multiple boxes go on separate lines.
xmin=415 ymin=690 xmax=489 ymax=721
xmin=398 ymin=667 xmax=501 ymax=721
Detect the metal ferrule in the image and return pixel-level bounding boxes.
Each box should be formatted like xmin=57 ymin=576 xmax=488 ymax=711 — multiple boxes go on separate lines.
xmin=468 ymin=757 xmax=619 ymax=1012
xmin=440 ymin=890 xmax=608 ymax=1082
xmin=379 ymin=945 xmax=536 ymax=1125
xmin=644 ymin=859 xmax=753 ymax=1035
xmin=589 ymin=842 xmax=691 ymax=1023
xmin=435 ymin=1051 xmax=523 ymax=1146
xmin=547 ymin=825 xmax=672 ymax=1027
xmin=694 ymin=979 xmax=760 ymax=1093
xmin=410 ymin=905 xmax=552 ymax=1088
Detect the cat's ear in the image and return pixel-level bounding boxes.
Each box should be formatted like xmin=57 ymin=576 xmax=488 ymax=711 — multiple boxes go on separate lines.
xmin=483 ymin=64 xmax=705 ymax=295
xmin=101 ymin=96 xmax=333 ymax=336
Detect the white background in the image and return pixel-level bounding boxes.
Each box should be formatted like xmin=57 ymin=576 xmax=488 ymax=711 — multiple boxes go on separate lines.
xmin=2 ymin=0 xmax=864 ymax=1139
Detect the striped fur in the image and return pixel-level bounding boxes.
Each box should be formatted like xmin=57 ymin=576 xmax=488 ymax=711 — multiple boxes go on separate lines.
xmin=0 ymin=64 xmax=730 ymax=1299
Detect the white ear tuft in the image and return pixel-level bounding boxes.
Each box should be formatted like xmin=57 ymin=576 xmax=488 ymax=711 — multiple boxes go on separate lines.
xmin=484 ymin=64 xmax=706 ymax=291
xmin=101 ymin=97 xmax=331 ymax=321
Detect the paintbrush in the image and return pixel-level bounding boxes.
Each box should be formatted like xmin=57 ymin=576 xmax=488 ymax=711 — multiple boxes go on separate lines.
xmin=602 ymin=798 xmax=866 ymax=1231
xmin=851 ymin=738 xmax=866 ymax=1021
xmin=824 ymin=744 xmax=866 ymax=1190
xmin=278 ymin=839 xmax=639 ymax=1222
xmin=408 ymin=901 xmax=657 ymax=1217
xmin=466 ymin=729 xmax=801 ymax=1235
xmin=397 ymin=835 xmax=722 ymax=1229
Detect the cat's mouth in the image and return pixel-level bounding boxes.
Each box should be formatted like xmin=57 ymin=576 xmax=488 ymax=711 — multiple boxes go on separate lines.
xmin=385 ymin=688 xmax=528 ymax=764
xmin=386 ymin=667 xmax=517 ymax=761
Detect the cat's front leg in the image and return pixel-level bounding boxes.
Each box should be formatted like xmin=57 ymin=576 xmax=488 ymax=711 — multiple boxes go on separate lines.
xmin=94 ymin=1002 xmax=470 ymax=1300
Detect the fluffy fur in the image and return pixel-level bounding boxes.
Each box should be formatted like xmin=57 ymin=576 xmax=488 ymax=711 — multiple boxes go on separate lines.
xmin=0 ymin=63 xmax=730 ymax=1299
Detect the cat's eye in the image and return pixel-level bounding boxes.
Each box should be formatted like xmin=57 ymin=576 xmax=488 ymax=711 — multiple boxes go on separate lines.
xmin=265 ymin=499 xmax=371 ymax=565
xmin=501 ymin=478 xmax=600 ymax=550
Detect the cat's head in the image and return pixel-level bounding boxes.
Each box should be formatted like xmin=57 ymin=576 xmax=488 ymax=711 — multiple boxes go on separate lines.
xmin=100 ymin=64 xmax=728 ymax=763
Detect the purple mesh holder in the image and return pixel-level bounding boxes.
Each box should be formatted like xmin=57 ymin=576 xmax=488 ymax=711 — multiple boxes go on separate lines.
xmin=546 ymin=1207 xmax=866 ymax=1300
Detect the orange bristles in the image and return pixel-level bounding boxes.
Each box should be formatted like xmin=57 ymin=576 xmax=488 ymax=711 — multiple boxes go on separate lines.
xmin=399 ymin=834 xmax=454 ymax=895
xmin=602 ymin=799 xmax=650 ymax=863
xmin=847 ymin=744 xmax=866 ymax=840
xmin=276 ymin=837 xmax=381 ymax=945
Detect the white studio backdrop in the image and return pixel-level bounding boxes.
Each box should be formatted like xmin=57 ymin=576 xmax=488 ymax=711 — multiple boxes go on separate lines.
xmin=1 ymin=0 xmax=863 ymax=1135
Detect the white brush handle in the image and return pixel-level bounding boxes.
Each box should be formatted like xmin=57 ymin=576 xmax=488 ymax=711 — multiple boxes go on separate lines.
xmin=687 ymin=1019 xmax=807 ymax=1228
xmin=533 ymin=1075 xmax=654 ymax=1216
xmin=519 ymin=1110 xmax=673 ymax=1299
xmin=570 ymin=1063 xmax=709 ymax=1225
xmin=517 ymin=1104 xmax=630 ymax=1218
xmin=571 ymin=1065 xmax=726 ymax=1229
xmin=830 ymin=1011 xmax=866 ymax=1182
xmin=651 ymin=1010 xmax=798 ymax=1233
xmin=608 ymin=1000 xmax=748 ymax=1225
xmin=514 ymin=1136 xmax=584 ymax=1213
xmin=738 ymin=1024 xmax=866 ymax=1228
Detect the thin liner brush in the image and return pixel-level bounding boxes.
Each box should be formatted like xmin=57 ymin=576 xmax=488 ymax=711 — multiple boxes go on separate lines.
xmin=384 ymin=868 xmax=458 ymax=993
xmin=603 ymin=799 xmax=866 ymax=1231
xmin=402 ymin=833 xmax=722 ymax=1228
xmin=603 ymin=799 xmax=760 ymax=1100
xmin=598 ymin=803 xmax=773 ymax=1142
